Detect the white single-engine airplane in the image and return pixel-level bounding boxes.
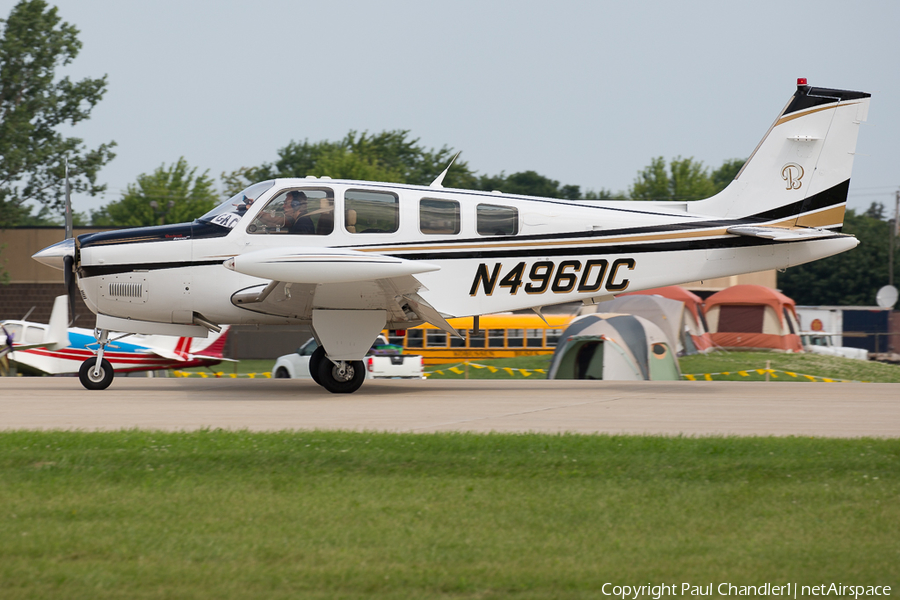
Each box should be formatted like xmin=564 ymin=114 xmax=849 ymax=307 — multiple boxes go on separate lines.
xmin=1 ymin=296 xmax=231 ymax=376
xmin=34 ymin=80 xmax=870 ymax=393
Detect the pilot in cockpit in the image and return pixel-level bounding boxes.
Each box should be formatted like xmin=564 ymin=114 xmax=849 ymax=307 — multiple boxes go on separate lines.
xmin=235 ymin=195 xmax=255 ymax=215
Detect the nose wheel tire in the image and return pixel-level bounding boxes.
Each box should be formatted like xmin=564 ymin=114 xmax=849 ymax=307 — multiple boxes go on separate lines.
xmin=315 ymin=357 xmax=365 ymax=394
xmin=79 ymin=357 xmax=114 ymax=390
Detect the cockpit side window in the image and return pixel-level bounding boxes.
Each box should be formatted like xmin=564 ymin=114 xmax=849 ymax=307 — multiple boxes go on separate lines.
xmin=247 ymin=189 xmax=335 ymax=235
xmin=477 ymin=203 xmax=518 ymax=236
xmin=345 ymin=190 xmax=399 ymax=234
xmin=2 ymin=323 xmax=23 ymax=344
xmin=419 ymin=198 xmax=460 ymax=235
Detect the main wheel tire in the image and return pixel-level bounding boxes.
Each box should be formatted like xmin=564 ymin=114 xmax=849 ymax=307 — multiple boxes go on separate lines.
xmin=78 ymin=357 xmax=114 ymax=390
xmin=308 ymin=345 xmax=326 ymax=385
xmin=274 ymin=367 xmax=290 ymax=379
xmin=315 ymin=357 xmax=365 ymax=394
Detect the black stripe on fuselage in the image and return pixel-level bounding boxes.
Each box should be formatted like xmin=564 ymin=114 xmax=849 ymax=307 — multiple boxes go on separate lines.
xmin=79 ymin=259 xmax=225 ymax=279
xmin=390 ymin=232 xmax=846 ymax=261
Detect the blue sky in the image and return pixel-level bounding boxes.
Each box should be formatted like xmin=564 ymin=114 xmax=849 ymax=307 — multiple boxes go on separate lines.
xmin=10 ymin=0 xmax=900 ymax=214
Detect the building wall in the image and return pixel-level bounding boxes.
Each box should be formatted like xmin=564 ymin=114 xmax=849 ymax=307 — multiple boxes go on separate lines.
xmin=1 ymin=227 xmax=113 ymax=284
xmin=0 ymin=283 xmax=95 ymax=325
xmin=1 ymin=228 xmax=113 ymax=326
xmin=682 ymin=269 xmax=777 ymax=294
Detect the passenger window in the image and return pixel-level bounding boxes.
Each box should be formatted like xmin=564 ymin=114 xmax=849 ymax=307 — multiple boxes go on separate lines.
xmin=419 ymin=199 xmax=460 ymax=235
xmin=507 ymin=328 xmax=525 ymax=347
xmin=527 ymin=329 xmax=543 ymax=348
xmin=345 ymin=190 xmax=399 ymax=233
xmin=426 ymin=330 xmax=447 ymax=348
xmin=247 ymin=188 xmax=334 ymax=235
xmin=24 ymin=326 xmax=45 ymax=344
xmin=488 ymin=330 xmax=504 ymax=348
xmin=546 ymin=329 xmax=563 ymax=347
xmin=477 ymin=204 xmax=518 ymax=236
xmin=467 ymin=330 xmax=486 ymax=348
xmin=405 ymin=329 xmax=424 ymax=348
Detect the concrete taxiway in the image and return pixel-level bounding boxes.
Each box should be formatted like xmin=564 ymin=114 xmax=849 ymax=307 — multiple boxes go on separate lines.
xmin=1 ymin=378 xmax=898 ymax=437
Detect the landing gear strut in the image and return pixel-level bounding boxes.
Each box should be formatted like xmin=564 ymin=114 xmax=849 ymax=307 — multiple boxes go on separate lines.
xmin=78 ymin=328 xmax=115 ymax=390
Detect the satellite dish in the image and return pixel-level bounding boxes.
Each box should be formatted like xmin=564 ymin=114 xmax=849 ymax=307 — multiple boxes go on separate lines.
xmin=876 ymin=285 xmax=898 ymax=309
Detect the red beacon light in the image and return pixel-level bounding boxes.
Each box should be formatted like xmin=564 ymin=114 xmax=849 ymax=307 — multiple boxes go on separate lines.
xmin=797 ymin=77 xmax=808 ymax=86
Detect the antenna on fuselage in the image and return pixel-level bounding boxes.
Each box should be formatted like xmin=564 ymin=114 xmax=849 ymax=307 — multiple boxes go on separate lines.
xmin=64 ymin=158 xmax=73 ymax=241
xmin=429 ymin=151 xmax=461 ymax=189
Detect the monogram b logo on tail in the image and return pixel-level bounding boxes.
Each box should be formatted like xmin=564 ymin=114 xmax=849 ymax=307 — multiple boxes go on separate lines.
xmin=781 ymin=163 xmax=804 ymax=190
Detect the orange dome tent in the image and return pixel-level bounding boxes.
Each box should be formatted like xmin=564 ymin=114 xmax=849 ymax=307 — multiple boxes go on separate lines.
xmin=704 ymin=285 xmax=802 ymax=352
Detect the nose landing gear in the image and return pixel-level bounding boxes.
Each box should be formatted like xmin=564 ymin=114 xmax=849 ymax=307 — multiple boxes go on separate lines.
xmin=78 ymin=328 xmax=115 ymax=390
xmin=79 ymin=356 xmax=114 ymax=390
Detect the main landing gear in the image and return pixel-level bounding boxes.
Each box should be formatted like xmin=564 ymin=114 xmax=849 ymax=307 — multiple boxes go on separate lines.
xmin=78 ymin=328 xmax=115 ymax=390
xmin=315 ymin=354 xmax=365 ymax=394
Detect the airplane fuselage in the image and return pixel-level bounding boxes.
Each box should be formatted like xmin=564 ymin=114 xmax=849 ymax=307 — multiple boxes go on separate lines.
xmin=73 ymin=179 xmax=855 ymax=331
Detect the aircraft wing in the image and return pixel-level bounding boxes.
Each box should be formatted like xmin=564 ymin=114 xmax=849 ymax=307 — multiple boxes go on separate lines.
xmin=224 ymin=246 xmax=454 ymax=333
xmin=726 ymin=225 xmax=840 ymax=241
xmin=2 ymin=342 xmax=52 ymax=356
xmin=224 ymin=246 xmax=440 ymax=284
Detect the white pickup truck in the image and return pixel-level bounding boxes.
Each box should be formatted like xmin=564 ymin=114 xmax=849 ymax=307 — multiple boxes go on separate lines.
xmin=800 ymin=333 xmax=868 ymax=361
xmin=272 ymin=336 xmax=424 ymax=379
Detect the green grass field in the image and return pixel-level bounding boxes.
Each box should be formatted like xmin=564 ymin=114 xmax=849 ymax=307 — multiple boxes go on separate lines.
xmin=414 ymin=352 xmax=900 ymax=383
xmin=1 ymin=431 xmax=897 ymax=598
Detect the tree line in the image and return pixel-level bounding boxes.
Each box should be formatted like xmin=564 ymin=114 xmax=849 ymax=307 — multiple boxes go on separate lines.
xmin=1 ymin=0 xmax=897 ymax=306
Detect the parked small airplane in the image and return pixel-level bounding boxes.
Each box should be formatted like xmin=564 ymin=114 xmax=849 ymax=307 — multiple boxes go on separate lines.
xmin=33 ymin=80 xmax=870 ymax=393
xmin=1 ymin=296 xmax=230 ymax=376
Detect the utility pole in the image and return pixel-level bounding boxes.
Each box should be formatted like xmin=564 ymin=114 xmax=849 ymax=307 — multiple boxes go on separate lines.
xmin=891 ymin=190 xmax=900 ymax=287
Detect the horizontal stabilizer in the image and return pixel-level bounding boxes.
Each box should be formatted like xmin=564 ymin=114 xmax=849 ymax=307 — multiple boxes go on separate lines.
xmin=726 ymin=225 xmax=840 ymax=241
xmin=224 ymin=247 xmax=440 ymax=284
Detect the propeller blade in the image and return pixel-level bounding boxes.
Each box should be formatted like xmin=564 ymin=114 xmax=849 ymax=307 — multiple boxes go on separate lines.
xmin=64 ymin=255 xmax=77 ymax=326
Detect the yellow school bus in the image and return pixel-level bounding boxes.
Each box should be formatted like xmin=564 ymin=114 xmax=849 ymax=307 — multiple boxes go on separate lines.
xmin=389 ymin=313 xmax=574 ymax=365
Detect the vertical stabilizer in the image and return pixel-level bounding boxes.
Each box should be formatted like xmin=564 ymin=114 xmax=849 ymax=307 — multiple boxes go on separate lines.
xmin=694 ymin=80 xmax=870 ymax=229
xmin=44 ymin=295 xmax=71 ymax=350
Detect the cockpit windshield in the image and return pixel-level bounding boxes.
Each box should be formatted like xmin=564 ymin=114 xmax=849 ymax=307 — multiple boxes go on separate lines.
xmin=197 ymin=180 xmax=276 ymax=229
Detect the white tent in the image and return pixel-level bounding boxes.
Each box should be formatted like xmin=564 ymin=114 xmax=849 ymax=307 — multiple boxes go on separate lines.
xmin=547 ymin=313 xmax=681 ymax=381
xmin=579 ymin=294 xmax=688 ymax=354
